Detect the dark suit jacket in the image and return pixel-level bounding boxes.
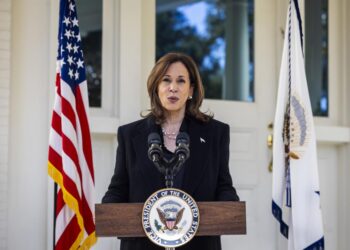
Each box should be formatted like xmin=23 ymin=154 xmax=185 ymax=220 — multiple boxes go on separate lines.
xmin=102 ymin=115 xmax=239 ymax=250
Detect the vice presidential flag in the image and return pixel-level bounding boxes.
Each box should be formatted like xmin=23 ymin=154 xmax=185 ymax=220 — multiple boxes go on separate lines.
xmin=48 ymin=0 xmax=96 ymax=249
xmin=272 ymin=0 xmax=324 ymax=249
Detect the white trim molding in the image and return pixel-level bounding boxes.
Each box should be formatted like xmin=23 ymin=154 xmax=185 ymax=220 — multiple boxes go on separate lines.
xmin=90 ymin=117 xmax=119 ymax=135
xmin=316 ymin=126 xmax=350 ymax=144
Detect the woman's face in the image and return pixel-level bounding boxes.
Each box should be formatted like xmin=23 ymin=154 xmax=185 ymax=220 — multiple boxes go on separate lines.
xmin=157 ymin=62 xmax=194 ymax=117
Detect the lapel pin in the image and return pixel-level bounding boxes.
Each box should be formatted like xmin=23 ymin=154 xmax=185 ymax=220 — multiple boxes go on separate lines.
xmin=200 ymin=137 xmax=206 ymax=143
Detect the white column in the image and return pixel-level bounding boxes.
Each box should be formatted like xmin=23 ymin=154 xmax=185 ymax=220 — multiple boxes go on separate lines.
xmin=0 ymin=0 xmax=11 ymax=248
xmin=8 ymin=0 xmax=51 ymax=249
xmin=119 ymin=0 xmax=143 ymax=124
xmin=224 ymin=0 xmax=250 ymax=100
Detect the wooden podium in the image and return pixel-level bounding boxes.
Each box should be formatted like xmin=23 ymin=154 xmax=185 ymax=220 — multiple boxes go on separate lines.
xmin=95 ymin=201 xmax=246 ymax=237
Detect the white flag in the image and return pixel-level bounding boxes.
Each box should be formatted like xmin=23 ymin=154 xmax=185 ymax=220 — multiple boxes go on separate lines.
xmin=272 ymin=0 xmax=325 ymax=249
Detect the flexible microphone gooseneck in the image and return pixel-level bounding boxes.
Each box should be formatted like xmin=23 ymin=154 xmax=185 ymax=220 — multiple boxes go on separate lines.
xmin=147 ymin=131 xmax=190 ymax=188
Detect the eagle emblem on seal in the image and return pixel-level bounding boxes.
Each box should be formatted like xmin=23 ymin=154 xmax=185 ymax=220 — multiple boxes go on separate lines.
xmin=157 ymin=207 xmax=184 ymax=231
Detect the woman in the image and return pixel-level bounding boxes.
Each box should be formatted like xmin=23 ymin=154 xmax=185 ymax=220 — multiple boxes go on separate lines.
xmin=102 ymin=52 xmax=239 ymax=250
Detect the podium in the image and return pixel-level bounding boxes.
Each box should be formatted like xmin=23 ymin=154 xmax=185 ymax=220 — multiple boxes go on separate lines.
xmin=95 ymin=201 xmax=246 ymax=237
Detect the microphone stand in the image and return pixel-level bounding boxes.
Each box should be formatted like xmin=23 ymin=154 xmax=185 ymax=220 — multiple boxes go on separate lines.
xmin=162 ymin=155 xmax=186 ymax=189
xmin=160 ymin=156 xmax=187 ymax=250
xmin=148 ymin=132 xmax=190 ymax=250
xmin=164 ymin=158 xmax=186 ymax=250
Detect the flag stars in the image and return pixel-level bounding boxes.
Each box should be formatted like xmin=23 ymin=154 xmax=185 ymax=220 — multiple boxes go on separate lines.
xmin=69 ymin=3 xmax=75 ymax=12
xmin=63 ymin=16 xmax=70 ymax=26
xmin=72 ymin=18 xmax=79 ymax=27
xmin=66 ymin=42 xmax=73 ymax=52
xmin=64 ymin=29 xmax=72 ymax=39
xmin=59 ymin=58 xmax=66 ymax=68
xmin=76 ymin=34 xmax=81 ymax=42
xmin=76 ymin=58 xmax=84 ymax=68
xmin=67 ymin=55 xmax=74 ymax=65
xmin=73 ymin=45 xmax=79 ymax=53
xmin=68 ymin=69 xmax=74 ymax=79
xmin=71 ymin=30 xmax=76 ymax=38
xmin=58 ymin=2 xmax=86 ymax=84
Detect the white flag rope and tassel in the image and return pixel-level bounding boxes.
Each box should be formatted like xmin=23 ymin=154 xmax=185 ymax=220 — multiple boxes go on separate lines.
xmin=272 ymin=0 xmax=325 ymax=249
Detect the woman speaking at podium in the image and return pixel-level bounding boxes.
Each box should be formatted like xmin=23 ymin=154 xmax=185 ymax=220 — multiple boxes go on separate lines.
xmin=102 ymin=52 xmax=239 ymax=250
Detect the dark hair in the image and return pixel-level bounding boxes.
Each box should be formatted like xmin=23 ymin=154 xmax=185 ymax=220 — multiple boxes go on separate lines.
xmin=144 ymin=52 xmax=212 ymax=124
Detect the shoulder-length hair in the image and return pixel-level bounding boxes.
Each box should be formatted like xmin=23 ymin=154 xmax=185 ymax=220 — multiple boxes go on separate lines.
xmin=144 ymin=52 xmax=212 ymax=124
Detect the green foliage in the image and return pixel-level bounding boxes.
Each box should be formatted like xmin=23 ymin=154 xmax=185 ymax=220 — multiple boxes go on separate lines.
xmin=156 ymin=6 xmax=225 ymax=99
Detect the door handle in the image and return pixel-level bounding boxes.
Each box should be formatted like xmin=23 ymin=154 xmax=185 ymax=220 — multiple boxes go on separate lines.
xmin=267 ymin=123 xmax=273 ymax=172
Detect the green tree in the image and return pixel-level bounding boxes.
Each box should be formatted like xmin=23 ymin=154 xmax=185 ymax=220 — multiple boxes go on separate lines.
xmin=156 ymin=8 xmax=224 ymax=98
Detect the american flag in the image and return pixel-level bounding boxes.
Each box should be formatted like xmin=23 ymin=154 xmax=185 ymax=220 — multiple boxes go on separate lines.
xmin=48 ymin=0 xmax=96 ymax=249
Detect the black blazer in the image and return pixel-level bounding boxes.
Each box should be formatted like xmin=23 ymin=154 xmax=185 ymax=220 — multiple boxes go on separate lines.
xmin=102 ymin=115 xmax=239 ymax=250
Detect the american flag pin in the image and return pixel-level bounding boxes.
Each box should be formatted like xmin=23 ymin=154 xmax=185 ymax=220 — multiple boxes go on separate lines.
xmin=200 ymin=137 xmax=206 ymax=143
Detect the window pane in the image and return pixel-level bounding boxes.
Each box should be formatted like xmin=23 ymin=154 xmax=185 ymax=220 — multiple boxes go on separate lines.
xmin=76 ymin=0 xmax=102 ymax=107
xmin=305 ymin=0 xmax=328 ymax=116
xmin=156 ymin=0 xmax=254 ymax=102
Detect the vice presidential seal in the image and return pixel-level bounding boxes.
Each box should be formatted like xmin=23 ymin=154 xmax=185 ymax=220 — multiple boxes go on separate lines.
xmin=142 ymin=188 xmax=200 ymax=248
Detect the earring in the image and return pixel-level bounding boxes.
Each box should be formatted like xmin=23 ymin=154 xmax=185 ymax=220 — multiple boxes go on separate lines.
xmin=188 ymin=96 xmax=192 ymax=100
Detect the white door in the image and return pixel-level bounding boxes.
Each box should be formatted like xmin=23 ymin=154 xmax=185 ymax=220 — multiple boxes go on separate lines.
xmin=201 ymin=1 xmax=280 ymax=248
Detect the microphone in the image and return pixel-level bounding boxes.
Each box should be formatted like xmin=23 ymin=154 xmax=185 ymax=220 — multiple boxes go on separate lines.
xmin=147 ymin=132 xmax=190 ymax=188
xmin=147 ymin=133 xmax=163 ymax=162
xmin=175 ymin=132 xmax=190 ymax=162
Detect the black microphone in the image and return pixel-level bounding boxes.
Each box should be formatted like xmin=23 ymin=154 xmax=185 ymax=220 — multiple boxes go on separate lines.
xmin=147 ymin=132 xmax=163 ymax=162
xmin=175 ymin=132 xmax=190 ymax=162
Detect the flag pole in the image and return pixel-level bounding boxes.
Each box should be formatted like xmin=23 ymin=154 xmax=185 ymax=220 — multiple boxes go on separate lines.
xmin=53 ymin=183 xmax=57 ymax=250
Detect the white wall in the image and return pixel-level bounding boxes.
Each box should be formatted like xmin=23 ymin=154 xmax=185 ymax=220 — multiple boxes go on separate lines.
xmin=0 ymin=0 xmax=11 ymax=248
xmin=7 ymin=0 xmax=50 ymax=249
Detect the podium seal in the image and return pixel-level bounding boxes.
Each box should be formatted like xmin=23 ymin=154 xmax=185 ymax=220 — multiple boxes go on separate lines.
xmin=142 ymin=188 xmax=200 ymax=248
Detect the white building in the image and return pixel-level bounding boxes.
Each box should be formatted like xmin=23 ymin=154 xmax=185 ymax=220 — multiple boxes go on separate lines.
xmin=1 ymin=0 xmax=350 ymax=249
